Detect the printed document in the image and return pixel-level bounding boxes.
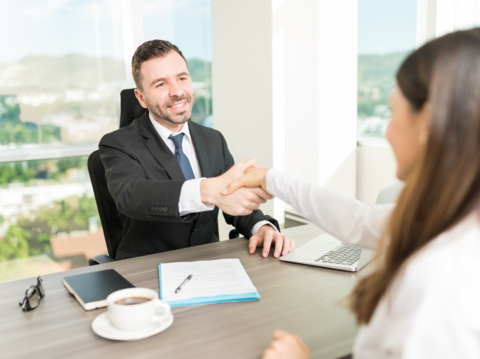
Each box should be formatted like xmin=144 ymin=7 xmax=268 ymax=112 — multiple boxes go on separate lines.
xmin=158 ymin=258 xmax=260 ymax=307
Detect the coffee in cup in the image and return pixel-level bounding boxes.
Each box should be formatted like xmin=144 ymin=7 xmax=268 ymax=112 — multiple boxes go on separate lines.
xmin=114 ymin=296 xmax=151 ymax=305
xmin=106 ymin=287 xmax=171 ymax=332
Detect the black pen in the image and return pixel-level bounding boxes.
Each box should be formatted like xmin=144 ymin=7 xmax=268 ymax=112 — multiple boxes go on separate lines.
xmin=175 ymin=274 xmax=193 ymax=294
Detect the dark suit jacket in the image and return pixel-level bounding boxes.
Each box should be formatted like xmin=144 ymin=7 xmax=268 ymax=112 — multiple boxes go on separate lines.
xmin=99 ymin=113 xmax=279 ymax=259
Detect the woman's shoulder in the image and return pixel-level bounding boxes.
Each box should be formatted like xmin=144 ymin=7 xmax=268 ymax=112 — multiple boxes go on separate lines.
xmin=410 ymin=212 xmax=480 ymax=271
xmin=392 ymin=212 xmax=480 ymax=302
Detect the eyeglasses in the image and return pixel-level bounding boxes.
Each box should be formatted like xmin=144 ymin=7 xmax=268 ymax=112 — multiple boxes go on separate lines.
xmin=19 ymin=276 xmax=45 ymax=312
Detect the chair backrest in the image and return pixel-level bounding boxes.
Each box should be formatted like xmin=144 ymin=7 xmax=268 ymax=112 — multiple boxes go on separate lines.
xmin=120 ymin=89 xmax=147 ymax=128
xmin=375 ymin=181 xmax=404 ymax=204
xmin=89 ymin=89 xmax=145 ymax=261
xmin=88 ymin=150 xmax=124 ymax=259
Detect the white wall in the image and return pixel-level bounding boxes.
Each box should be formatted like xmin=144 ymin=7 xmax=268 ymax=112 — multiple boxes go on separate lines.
xmin=212 ymin=0 xmax=358 ymax=235
xmin=211 ymin=0 xmax=274 ymax=171
xmin=211 ymin=0 xmax=274 ymax=238
xmin=356 ymin=144 xmax=397 ymax=204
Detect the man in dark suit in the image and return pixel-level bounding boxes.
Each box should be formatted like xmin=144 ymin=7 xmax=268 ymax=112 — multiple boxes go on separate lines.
xmin=99 ymin=39 xmax=294 ymax=260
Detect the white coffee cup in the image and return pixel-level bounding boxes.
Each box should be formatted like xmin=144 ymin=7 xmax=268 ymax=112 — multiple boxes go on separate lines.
xmin=106 ymin=287 xmax=171 ymax=332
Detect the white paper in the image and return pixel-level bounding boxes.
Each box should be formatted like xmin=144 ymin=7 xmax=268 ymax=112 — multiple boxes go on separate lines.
xmin=158 ymin=258 xmax=260 ymax=306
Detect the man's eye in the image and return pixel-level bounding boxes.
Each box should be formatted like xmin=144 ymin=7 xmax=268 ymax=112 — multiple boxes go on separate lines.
xmin=156 ymin=83 xmax=165 ymax=87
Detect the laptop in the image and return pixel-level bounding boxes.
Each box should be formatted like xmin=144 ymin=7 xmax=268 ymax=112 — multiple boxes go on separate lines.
xmin=279 ymin=233 xmax=375 ymax=272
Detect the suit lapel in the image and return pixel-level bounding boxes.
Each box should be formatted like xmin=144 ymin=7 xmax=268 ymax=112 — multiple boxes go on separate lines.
xmin=189 ymin=122 xmax=215 ymax=178
xmin=138 ymin=114 xmax=185 ymax=180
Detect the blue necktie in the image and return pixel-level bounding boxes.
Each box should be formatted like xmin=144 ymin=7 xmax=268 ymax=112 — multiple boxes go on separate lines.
xmin=169 ymin=133 xmax=195 ymax=180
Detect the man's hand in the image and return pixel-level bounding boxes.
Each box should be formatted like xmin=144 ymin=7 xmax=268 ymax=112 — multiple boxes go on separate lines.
xmin=262 ymin=330 xmax=310 ymax=359
xmin=201 ymin=159 xmax=272 ymax=216
xmin=249 ymin=225 xmax=295 ymax=258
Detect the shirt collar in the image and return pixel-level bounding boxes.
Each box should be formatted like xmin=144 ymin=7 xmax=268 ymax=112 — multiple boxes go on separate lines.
xmin=148 ymin=113 xmax=192 ymax=144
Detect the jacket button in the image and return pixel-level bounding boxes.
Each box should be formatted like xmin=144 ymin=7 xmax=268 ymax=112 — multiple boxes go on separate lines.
xmin=151 ymin=206 xmax=168 ymax=213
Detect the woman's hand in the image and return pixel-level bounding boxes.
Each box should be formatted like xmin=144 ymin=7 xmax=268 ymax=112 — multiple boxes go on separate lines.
xmin=222 ymin=167 xmax=270 ymax=195
xmin=201 ymin=159 xmax=272 ymax=216
xmin=262 ymin=330 xmax=311 ymax=359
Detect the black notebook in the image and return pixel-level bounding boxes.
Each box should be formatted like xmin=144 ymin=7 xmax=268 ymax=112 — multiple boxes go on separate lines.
xmin=63 ymin=269 xmax=134 ymax=311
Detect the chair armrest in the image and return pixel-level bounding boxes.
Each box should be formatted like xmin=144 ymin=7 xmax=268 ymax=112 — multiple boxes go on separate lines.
xmin=229 ymin=229 xmax=240 ymax=239
xmin=89 ymin=254 xmax=114 ymax=266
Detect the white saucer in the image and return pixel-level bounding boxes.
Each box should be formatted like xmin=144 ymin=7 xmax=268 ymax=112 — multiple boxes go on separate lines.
xmin=92 ymin=312 xmax=174 ymax=341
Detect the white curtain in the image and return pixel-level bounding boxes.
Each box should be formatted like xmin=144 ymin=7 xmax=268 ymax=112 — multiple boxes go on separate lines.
xmin=417 ymin=0 xmax=480 ymax=45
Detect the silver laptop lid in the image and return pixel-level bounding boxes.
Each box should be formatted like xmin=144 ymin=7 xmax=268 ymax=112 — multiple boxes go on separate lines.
xmin=279 ymin=233 xmax=374 ymax=272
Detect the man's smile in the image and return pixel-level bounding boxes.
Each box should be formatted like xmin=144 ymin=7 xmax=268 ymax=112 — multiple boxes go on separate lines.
xmin=169 ymin=100 xmax=188 ymax=113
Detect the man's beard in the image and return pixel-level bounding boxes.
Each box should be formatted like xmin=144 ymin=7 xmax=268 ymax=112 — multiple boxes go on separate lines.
xmin=149 ymin=94 xmax=195 ymax=125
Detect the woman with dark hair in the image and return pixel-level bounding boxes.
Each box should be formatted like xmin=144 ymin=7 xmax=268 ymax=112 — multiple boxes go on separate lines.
xmin=224 ymin=28 xmax=480 ymax=358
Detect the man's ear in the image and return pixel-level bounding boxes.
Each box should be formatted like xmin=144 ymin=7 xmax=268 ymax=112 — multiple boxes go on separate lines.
xmin=134 ymin=88 xmax=148 ymax=109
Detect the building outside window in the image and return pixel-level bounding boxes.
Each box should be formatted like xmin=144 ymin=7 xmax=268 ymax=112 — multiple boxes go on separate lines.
xmin=0 ymin=0 xmax=212 ymax=283
xmin=357 ymin=0 xmax=480 ymax=142
xmin=355 ymin=0 xmax=480 ymax=204
xmin=357 ymin=0 xmax=417 ymax=142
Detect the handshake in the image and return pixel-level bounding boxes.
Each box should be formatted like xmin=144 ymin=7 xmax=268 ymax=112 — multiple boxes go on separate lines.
xmin=200 ymin=159 xmax=271 ymax=216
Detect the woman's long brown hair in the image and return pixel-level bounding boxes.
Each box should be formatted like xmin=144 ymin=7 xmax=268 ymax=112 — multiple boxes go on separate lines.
xmin=349 ymin=28 xmax=480 ymax=325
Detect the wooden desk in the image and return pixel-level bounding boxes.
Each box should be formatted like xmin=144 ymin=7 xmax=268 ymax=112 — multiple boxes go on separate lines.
xmin=0 ymin=224 xmax=358 ymax=359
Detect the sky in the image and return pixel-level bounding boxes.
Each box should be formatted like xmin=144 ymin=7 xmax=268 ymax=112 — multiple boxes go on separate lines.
xmin=0 ymin=0 xmax=212 ymax=63
xmin=358 ymin=0 xmax=417 ymax=54
xmin=0 ymin=0 xmax=416 ymax=63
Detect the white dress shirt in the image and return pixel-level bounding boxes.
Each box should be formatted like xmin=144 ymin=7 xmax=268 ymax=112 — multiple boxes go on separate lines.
xmin=149 ymin=115 xmax=271 ymax=236
xmin=266 ymin=169 xmax=480 ymax=358
xmin=149 ymin=116 xmax=212 ymax=215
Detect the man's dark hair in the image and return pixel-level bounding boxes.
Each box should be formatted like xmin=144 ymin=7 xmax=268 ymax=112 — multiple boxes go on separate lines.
xmin=132 ymin=39 xmax=187 ymax=89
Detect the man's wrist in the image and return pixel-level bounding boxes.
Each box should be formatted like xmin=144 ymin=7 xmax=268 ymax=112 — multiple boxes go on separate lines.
xmin=251 ymin=221 xmax=278 ymax=237
xmin=200 ymin=177 xmax=217 ymax=205
xmin=179 ymin=178 xmax=214 ymax=215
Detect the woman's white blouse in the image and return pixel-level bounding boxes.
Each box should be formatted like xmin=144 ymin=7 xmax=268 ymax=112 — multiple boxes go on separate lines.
xmin=266 ymin=169 xmax=480 ymax=358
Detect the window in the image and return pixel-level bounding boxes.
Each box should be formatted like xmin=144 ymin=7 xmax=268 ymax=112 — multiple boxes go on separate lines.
xmin=357 ymin=0 xmax=480 ymax=142
xmin=357 ymin=0 xmax=417 ymax=142
xmin=142 ymin=0 xmax=212 ymax=126
xmin=0 ymin=0 xmax=211 ymax=283
xmin=0 ymin=1 xmax=126 ymax=150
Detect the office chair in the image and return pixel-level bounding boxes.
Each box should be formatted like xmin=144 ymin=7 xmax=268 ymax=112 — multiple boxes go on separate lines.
xmin=88 ymin=151 xmax=125 ymax=264
xmin=120 ymin=88 xmax=147 ymax=128
xmin=88 ymin=89 xmax=144 ymax=265
xmin=375 ymin=181 xmax=403 ymax=204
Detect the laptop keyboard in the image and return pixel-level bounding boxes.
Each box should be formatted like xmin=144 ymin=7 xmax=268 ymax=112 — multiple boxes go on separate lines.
xmin=315 ymin=243 xmax=362 ymax=265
